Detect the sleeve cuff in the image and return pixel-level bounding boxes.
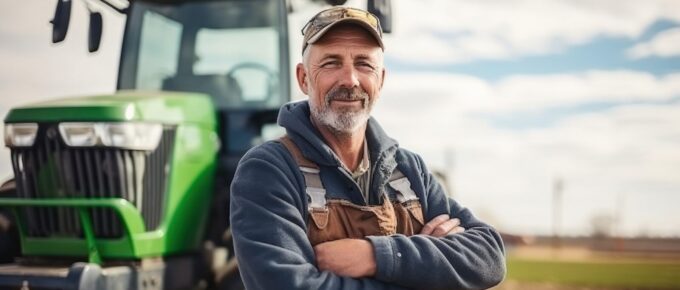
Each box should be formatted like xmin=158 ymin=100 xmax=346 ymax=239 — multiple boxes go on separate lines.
xmin=366 ymin=235 xmax=398 ymax=282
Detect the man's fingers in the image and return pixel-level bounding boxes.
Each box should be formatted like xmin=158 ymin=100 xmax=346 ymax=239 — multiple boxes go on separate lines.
xmin=430 ymin=218 xmax=461 ymax=237
xmin=420 ymin=214 xmax=450 ymax=235
xmin=451 ymin=226 xmax=465 ymax=234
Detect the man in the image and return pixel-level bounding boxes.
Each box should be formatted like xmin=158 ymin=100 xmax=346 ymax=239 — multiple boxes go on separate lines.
xmin=230 ymin=7 xmax=505 ymax=290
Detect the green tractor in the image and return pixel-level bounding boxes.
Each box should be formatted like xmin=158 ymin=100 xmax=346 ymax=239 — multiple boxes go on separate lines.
xmin=0 ymin=0 xmax=392 ymax=289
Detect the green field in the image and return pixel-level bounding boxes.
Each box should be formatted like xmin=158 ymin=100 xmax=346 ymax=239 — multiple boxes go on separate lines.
xmin=506 ymin=257 xmax=680 ymax=289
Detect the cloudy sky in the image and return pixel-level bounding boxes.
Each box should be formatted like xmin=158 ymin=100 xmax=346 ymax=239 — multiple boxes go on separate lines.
xmin=1 ymin=0 xmax=680 ymax=237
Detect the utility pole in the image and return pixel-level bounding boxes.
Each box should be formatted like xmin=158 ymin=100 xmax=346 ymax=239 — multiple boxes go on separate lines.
xmin=552 ymin=177 xmax=563 ymax=248
xmin=615 ymin=193 xmax=625 ymax=237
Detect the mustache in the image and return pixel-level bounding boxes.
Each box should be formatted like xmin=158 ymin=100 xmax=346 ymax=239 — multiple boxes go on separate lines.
xmin=324 ymin=87 xmax=369 ymax=104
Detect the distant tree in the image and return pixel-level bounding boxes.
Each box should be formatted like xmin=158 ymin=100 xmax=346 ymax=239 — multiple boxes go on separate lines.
xmin=590 ymin=213 xmax=616 ymax=238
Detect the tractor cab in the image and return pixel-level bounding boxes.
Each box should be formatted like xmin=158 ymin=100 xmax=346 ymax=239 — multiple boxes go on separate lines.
xmin=117 ymin=0 xmax=290 ymax=161
xmin=118 ymin=0 xmax=289 ymax=110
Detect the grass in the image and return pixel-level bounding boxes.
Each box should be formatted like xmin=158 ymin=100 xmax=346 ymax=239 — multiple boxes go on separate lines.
xmin=506 ymin=257 xmax=680 ymax=289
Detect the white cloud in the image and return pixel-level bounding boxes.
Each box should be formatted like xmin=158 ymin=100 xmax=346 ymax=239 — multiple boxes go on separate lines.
xmin=385 ymin=0 xmax=680 ymax=64
xmin=626 ymin=27 xmax=680 ymax=59
xmin=373 ymin=70 xmax=680 ymax=236
xmin=377 ymin=70 xmax=680 ymax=117
xmin=492 ymin=71 xmax=680 ymax=112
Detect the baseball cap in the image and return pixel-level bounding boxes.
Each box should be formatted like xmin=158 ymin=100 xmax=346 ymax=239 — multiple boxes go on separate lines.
xmin=301 ymin=7 xmax=384 ymax=55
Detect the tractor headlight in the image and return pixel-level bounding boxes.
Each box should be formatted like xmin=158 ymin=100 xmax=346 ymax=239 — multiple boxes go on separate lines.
xmin=99 ymin=123 xmax=163 ymax=150
xmin=58 ymin=122 xmax=98 ymax=146
xmin=4 ymin=123 xmax=39 ymax=147
xmin=59 ymin=122 xmax=163 ymax=150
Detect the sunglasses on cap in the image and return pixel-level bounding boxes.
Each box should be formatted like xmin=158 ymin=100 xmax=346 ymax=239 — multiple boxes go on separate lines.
xmin=300 ymin=7 xmax=384 ymax=54
xmin=301 ymin=7 xmax=383 ymax=38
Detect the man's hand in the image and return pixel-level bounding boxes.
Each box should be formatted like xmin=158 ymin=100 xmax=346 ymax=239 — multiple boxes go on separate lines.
xmin=420 ymin=214 xmax=465 ymax=237
xmin=314 ymin=238 xmax=376 ymax=278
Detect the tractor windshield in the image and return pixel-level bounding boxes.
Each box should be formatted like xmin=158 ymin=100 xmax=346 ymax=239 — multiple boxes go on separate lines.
xmin=118 ymin=0 xmax=289 ymax=110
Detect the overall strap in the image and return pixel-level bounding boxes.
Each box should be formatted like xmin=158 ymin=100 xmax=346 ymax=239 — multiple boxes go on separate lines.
xmin=278 ymin=135 xmax=327 ymax=211
xmin=388 ymin=168 xmax=419 ymax=203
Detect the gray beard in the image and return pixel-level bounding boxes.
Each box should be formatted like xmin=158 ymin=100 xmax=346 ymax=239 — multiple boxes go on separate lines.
xmin=310 ymin=87 xmax=373 ymax=135
xmin=312 ymin=105 xmax=370 ymax=135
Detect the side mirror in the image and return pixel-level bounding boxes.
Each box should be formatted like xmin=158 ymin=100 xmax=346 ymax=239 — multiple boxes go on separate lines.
xmin=50 ymin=0 xmax=72 ymax=43
xmin=368 ymin=0 xmax=392 ymax=34
xmin=88 ymin=11 xmax=103 ymax=52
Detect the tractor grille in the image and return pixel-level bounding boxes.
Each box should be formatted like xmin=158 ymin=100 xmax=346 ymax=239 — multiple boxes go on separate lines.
xmin=9 ymin=124 xmax=175 ymax=239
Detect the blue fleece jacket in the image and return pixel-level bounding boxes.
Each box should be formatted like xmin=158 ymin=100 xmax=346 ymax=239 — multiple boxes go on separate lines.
xmin=230 ymin=101 xmax=506 ymax=290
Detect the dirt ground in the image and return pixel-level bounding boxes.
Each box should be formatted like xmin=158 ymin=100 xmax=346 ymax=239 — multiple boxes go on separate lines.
xmin=494 ymin=280 xmax=673 ymax=290
xmin=508 ymin=245 xmax=680 ymax=263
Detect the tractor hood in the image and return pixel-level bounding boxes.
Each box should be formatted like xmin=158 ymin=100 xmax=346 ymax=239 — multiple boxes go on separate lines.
xmin=4 ymin=91 xmax=216 ymax=127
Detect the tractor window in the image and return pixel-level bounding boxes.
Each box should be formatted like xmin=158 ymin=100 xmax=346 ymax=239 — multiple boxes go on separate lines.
xmin=135 ymin=11 xmax=182 ymax=91
xmin=119 ymin=0 xmax=290 ymax=110
xmin=195 ymin=28 xmax=280 ymax=105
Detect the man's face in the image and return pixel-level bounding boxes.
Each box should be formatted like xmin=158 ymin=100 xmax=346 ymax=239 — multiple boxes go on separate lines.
xmin=296 ymin=24 xmax=385 ymax=135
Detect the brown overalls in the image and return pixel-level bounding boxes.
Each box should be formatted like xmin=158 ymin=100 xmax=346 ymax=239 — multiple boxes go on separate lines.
xmin=279 ymin=136 xmax=425 ymax=246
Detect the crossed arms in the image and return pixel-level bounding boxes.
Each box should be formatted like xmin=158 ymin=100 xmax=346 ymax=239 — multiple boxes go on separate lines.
xmin=315 ymin=214 xmax=466 ymax=277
